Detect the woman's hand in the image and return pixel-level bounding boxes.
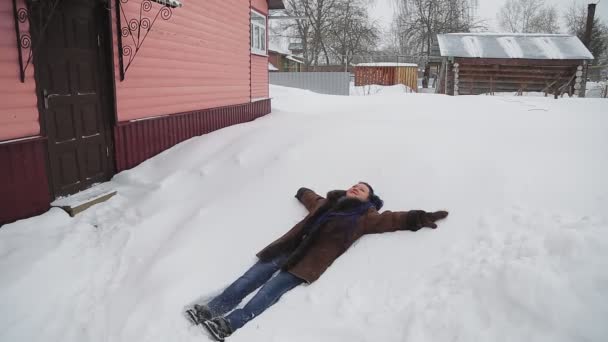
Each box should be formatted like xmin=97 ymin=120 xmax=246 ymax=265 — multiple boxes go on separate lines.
xmin=420 ymin=211 xmax=449 ymax=229
xmin=407 ymin=210 xmax=449 ymax=230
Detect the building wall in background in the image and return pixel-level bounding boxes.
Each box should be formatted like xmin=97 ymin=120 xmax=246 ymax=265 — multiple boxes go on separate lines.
xmin=112 ymin=0 xmax=252 ymax=122
xmin=0 ymin=0 xmax=40 ymax=141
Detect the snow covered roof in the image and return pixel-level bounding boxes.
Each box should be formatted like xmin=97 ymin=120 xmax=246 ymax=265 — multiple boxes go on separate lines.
xmin=355 ymin=63 xmax=418 ymax=67
xmin=269 ymin=38 xmax=291 ymax=55
xmin=268 ymin=63 xmax=279 ymax=71
xmin=437 ymin=33 xmax=594 ymax=60
xmin=286 ymin=55 xmax=303 ymax=64
xmin=288 ymin=42 xmax=303 ymax=51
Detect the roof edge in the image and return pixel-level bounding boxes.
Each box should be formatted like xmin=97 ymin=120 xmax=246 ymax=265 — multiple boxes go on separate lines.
xmin=268 ymin=0 xmax=285 ymax=10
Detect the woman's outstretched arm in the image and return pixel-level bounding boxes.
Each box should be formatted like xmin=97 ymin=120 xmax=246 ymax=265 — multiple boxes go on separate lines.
xmin=361 ymin=210 xmax=449 ymax=235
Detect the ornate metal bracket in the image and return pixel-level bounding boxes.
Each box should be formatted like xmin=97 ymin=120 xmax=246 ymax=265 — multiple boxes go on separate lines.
xmin=12 ymin=0 xmax=61 ymax=83
xmin=115 ymin=0 xmax=176 ymax=81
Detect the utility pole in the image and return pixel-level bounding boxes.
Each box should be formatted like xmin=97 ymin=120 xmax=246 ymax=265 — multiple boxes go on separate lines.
xmin=579 ymin=3 xmax=597 ymax=98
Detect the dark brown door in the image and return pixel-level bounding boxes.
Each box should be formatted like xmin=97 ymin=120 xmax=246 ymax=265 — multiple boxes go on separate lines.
xmin=32 ymin=0 xmax=114 ymax=198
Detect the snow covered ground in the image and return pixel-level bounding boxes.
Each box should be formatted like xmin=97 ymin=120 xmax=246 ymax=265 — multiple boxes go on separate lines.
xmin=1 ymin=86 xmax=607 ymax=342
xmin=350 ymin=83 xmax=415 ymax=96
xmin=587 ymin=81 xmax=607 ymax=98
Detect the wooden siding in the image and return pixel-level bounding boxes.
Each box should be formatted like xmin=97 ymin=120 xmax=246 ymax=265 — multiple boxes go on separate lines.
xmin=0 ymin=0 xmax=40 ymax=141
xmin=355 ymin=66 xmax=418 ymax=91
xmin=395 ymin=67 xmax=418 ymax=92
xmin=113 ymin=0 xmax=252 ymax=121
xmin=251 ymin=55 xmax=269 ymax=98
xmin=114 ymin=99 xmax=271 ymax=171
xmin=251 ymin=0 xmax=269 ymax=99
xmin=355 ymin=67 xmax=393 ymax=86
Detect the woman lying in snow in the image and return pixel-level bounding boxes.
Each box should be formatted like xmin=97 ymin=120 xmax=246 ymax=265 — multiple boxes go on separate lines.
xmin=186 ymin=183 xmax=449 ymax=341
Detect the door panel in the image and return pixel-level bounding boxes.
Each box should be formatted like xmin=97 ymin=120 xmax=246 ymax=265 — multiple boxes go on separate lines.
xmin=59 ymin=152 xmax=80 ymax=186
xmin=81 ymin=103 xmax=101 ymax=137
xmin=49 ymin=103 xmax=76 ymax=142
xmin=76 ymin=61 xmax=98 ymax=93
xmin=32 ymin=0 xmax=114 ymax=198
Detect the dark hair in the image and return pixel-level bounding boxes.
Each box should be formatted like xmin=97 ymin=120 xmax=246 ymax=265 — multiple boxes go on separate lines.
xmin=359 ymin=181 xmax=384 ymax=210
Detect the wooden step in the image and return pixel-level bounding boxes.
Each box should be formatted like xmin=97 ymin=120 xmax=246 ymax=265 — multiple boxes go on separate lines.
xmin=51 ymin=184 xmax=117 ymax=217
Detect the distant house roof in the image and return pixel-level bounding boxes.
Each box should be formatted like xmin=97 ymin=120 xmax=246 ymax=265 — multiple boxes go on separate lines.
xmin=269 ymin=23 xmax=298 ymax=55
xmin=288 ymin=42 xmax=303 ymax=51
xmin=269 ymin=37 xmax=291 ymax=55
xmin=268 ymin=49 xmax=303 ymax=63
xmin=268 ymin=0 xmax=285 ymax=10
xmin=437 ymin=33 xmax=594 ymax=60
xmin=286 ymin=55 xmax=303 ymax=64
xmin=269 ymin=49 xmax=288 ymax=56
xmin=355 ymin=63 xmax=418 ymax=67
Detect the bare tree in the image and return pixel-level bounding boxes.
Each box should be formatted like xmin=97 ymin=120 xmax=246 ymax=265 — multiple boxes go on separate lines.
xmin=310 ymin=0 xmax=341 ymax=66
xmin=390 ymin=0 xmax=483 ymax=57
xmin=278 ymin=0 xmax=313 ymax=67
xmin=279 ymin=0 xmax=380 ymax=68
xmin=278 ymin=0 xmax=334 ymax=68
xmin=529 ymin=6 xmax=559 ymax=33
xmin=497 ymin=0 xmax=559 ymax=33
xmin=326 ymin=0 xmax=380 ymax=65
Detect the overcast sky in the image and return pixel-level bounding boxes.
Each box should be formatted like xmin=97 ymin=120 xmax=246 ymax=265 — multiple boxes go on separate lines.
xmin=369 ymin=0 xmax=608 ymax=32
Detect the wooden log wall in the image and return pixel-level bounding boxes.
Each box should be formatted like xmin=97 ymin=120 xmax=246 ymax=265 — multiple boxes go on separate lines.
xmin=452 ymin=58 xmax=582 ymax=96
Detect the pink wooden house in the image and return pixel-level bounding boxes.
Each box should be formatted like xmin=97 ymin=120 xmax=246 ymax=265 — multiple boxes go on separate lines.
xmin=0 ymin=0 xmax=284 ymax=225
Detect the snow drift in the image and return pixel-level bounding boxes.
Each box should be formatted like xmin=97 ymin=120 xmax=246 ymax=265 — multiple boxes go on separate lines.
xmin=1 ymin=86 xmax=607 ymax=342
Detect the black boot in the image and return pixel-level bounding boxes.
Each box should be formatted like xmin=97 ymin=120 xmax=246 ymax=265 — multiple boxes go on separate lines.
xmin=185 ymin=304 xmax=213 ymax=325
xmin=202 ymin=317 xmax=233 ymax=342
xmin=194 ymin=304 xmax=213 ymax=322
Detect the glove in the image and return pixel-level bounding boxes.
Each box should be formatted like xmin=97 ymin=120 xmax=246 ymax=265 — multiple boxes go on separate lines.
xmin=422 ymin=210 xmax=449 ymax=229
xmin=407 ymin=210 xmax=449 ymax=230
xmin=295 ymin=187 xmax=311 ymax=201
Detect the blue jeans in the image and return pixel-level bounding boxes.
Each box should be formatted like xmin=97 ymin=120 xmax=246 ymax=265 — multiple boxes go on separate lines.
xmin=206 ymin=255 xmax=304 ymax=331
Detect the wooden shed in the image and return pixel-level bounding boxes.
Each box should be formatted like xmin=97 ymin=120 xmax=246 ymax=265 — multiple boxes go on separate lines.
xmin=435 ymin=33 xmax=594 ymax=97
xmin=0 ymin=0 xmax=284 ymax=225
xmin=268 ymin=49 xmax=303 ymax=72
xmin=354 ymin=63 xmax=418 ymax=92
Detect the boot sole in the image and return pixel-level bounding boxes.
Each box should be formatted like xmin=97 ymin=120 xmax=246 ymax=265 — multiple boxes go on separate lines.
xmin=201 ymin=320 xmax=226 ymax=342
xmin=184 ymin=308 xmax=200 ymax=325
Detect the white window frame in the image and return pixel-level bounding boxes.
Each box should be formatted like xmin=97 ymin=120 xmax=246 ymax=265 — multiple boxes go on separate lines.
xmin=250 ymin=9 xmax=267 ymax=56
